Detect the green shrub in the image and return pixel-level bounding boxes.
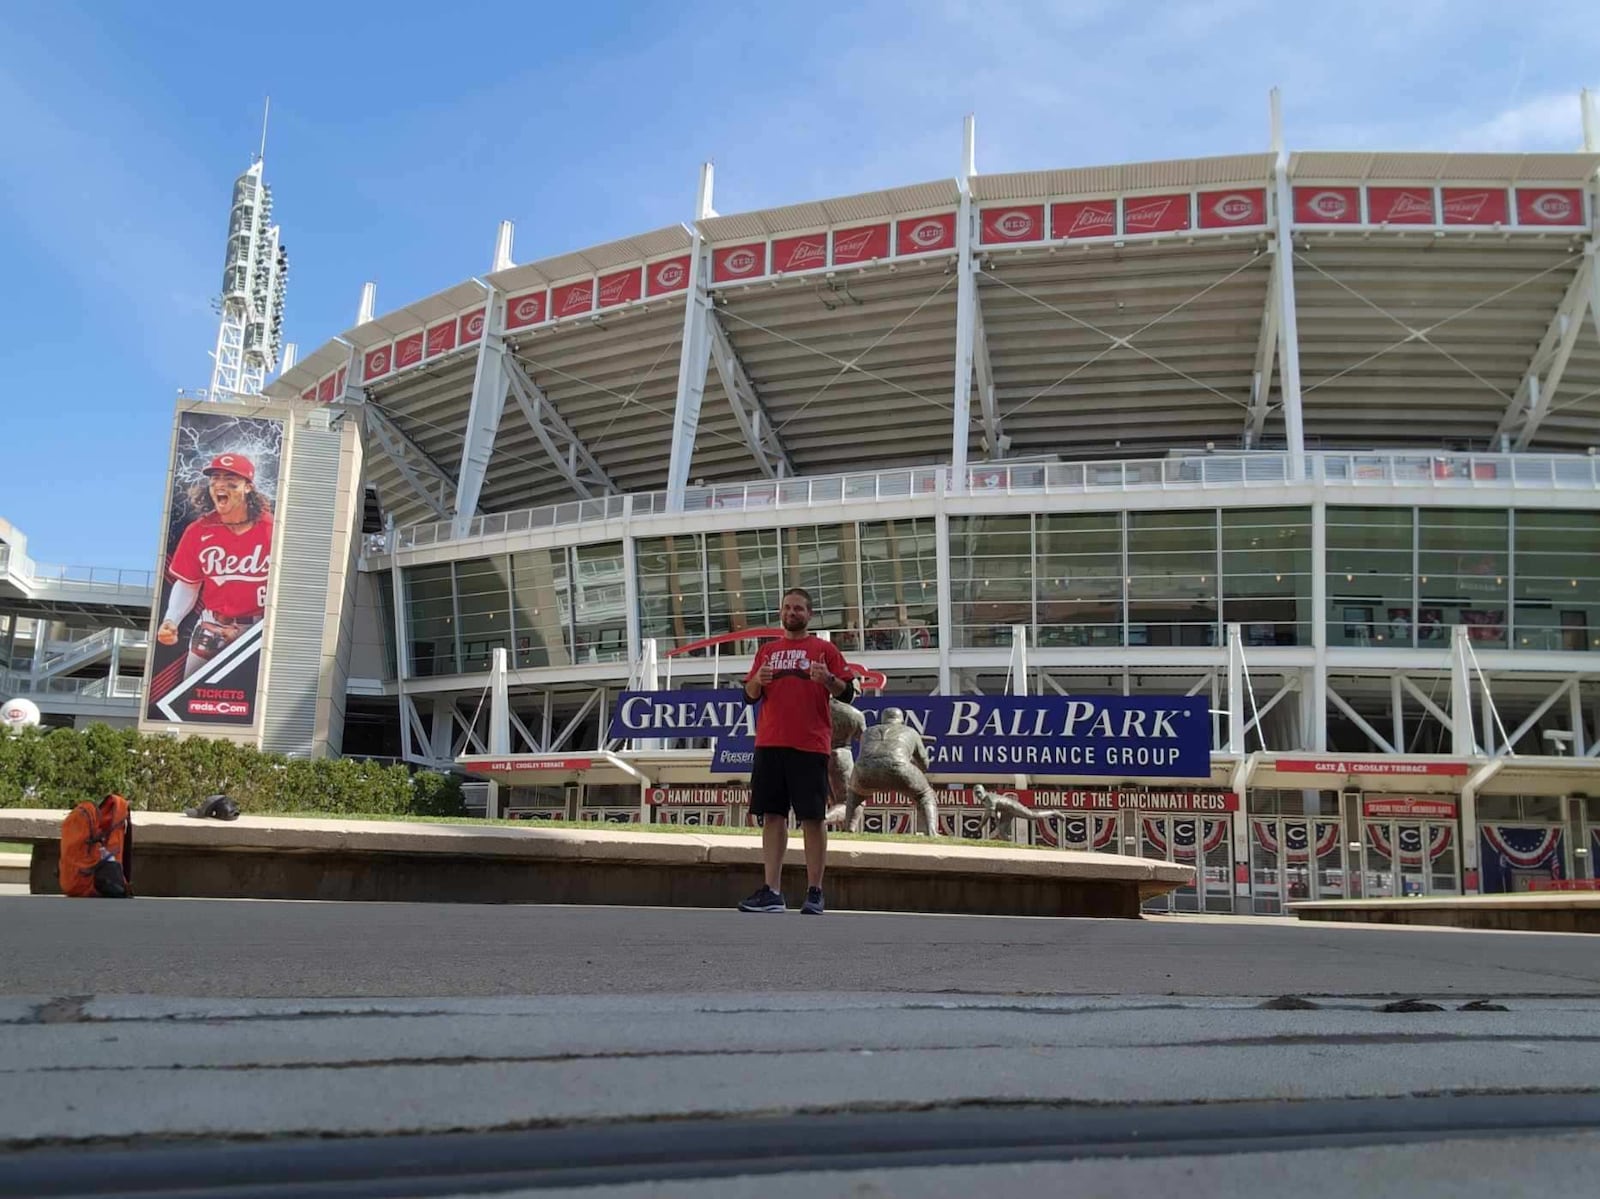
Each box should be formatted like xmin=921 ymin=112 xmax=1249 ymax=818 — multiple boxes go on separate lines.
xmin=0 ymin=726 xmax=464 ymax=818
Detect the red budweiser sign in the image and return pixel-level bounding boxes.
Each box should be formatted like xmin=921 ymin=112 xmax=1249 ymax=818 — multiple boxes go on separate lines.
xmin=831 ymin=223 xmax=890 ymax=264
xmin=1052 ymin=199 xmax=1116 ymax=240
xmin=393 ymin=333 xmax=424 ymax=370
xmin=597 ymin=268 xmax=643 ymax=308
xmin=552 ymin=281 xmax=595 ymax=317
xmin=1367 ymin=187 xmax=1435 ymax=224
xmin=771 ymin=234 xmax=828 ymax=273
xmin=425 ymin=320 xmax=457 ymax=357
xmin=980 ymin=205 xmax=1044 ymax=244
xmin=1441 ymin=188 xmax=1508 ymax=226
xmin=1122 ymin=193 xmax=1190 ymax=234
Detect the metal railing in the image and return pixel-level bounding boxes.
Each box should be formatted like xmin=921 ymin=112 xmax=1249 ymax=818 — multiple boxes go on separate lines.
xmin=383 ymin=452 xmax=1600 ymax=556
xmin=0 ymin=543 xmax=154 ymax=595
xmin=0 ymin=670 xmax=143 ymax=700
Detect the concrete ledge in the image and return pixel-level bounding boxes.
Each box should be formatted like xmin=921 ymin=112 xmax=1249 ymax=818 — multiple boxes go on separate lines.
xmin=0 ymin=810 xmax=1192 ymax=919
xmin=1291 ymin=893 xmax=1600 ymax=934
xmin=0 ymin=852 xmax=27 ymax=886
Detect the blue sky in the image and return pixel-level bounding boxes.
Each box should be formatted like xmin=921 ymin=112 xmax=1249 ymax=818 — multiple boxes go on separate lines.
xmin=1 ymin=0 xmax=1596 ymax=569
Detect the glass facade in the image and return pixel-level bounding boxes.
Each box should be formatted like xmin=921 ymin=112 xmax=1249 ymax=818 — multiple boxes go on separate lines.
xmin=400 ymin=543 xmax=625 ymax=678
xmin=398 ymin=506 xmax=1600 ymax=676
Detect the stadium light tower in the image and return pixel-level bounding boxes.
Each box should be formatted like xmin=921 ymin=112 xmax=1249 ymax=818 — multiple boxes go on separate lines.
xmin=208 ymin=102 xmax=288 ymax=400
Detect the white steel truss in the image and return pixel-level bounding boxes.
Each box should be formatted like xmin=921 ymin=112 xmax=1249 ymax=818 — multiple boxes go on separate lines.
xmin=709 ymin=312 xmax=793 ymax=479
xmin=971 ymin=299 xmax=1008 ymax=457
xmin=1246 ymin=245 xmax=1281 ymax=447
xmin=505 ymin=354 xmax=618 ymax=498
xmin=454 ymin=293 xmax=509 ymax=536
xmin=1497 ymin=250 xmax=1596 ymax=449
xmin=363 ymin=404 xmax=454 ymax=521
xmin=667 ymin=164 xmax=717 ymax=512
xmin=1269 ymin=89 xmax=1307 ymax=477
xmin=949 ymin=116 xmax=979 ymax=490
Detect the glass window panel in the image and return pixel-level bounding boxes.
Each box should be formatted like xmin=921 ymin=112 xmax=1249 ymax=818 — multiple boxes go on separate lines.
xmin=860 ymin=518 xmax=939 ymax=650
xmin=402 ymin=562 xmax=456 ymax=677
xmin=509 ymin=548 xmax=571 ymax=669
xmin=572 ymin=543 xmax=627 ymax=663
xmin=454 ymin=556 xmax=512 ymax=673
xmin=636 ymin=535 xmax=707 ymax=654
xmin=1514 ymin=511 xmax=1600 ymax=652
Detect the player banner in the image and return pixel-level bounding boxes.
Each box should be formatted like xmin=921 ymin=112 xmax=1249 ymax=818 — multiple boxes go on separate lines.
xmin=143 ymin=409 xmax=284 ymax=728
xmin=608 ymin=691 xmax=1212 ymax=779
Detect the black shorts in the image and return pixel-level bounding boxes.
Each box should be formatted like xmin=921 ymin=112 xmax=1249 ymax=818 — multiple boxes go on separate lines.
xmin=749 ymin=747 xmax=830 ymax=822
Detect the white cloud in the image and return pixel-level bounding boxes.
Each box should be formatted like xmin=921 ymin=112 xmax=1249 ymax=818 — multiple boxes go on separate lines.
xmin=1453 ymin=91 xmax=1593 ymax=152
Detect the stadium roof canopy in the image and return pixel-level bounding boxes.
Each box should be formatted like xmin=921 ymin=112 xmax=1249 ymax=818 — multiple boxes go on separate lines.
xmin=267 ymin=146 xmax=1600 ymax=532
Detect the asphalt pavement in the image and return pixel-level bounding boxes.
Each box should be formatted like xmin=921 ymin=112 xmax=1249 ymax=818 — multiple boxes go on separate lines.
xmin=4 ymin=895 xmax=1600 ymax=999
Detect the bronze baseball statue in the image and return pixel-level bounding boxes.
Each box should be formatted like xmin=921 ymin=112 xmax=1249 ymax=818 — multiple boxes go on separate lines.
xmin=847 ymin=708 xmax=940 ymax=836
xmin=824 ymin=699 xmax=866 ymax=828
xmin=972 ymin=783 xmax=1054 ymax=842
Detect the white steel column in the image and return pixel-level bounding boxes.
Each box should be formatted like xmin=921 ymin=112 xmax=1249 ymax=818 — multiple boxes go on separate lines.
xmin=622 ymin=531 xmax=642 ymax=667
xmin=667 ymin=164 xmax=716 ymax=512
xmin=429 ymin=697 xmax=454 ymax=764
xmin=1226 ymin=623 xmax=1245 ymax=754
xmin=486 ymin=647 xmax=510 ymax=819
xmin=1309 ymin=492 xmax=1328 ymax=750
xmin=949 ymin=116 xmax=979 ymax=494
xmin=1450 ymin=626 xmax=1476 ymax=757
xmin=1571 ymin=680 xmax=1588 ymax=757
xmin=1269 ymin=89 xmax=1307 ymax=479
xmin=935 ymin=490 xmax=954 ymax=693
xmin=454 ymin=283 xmax=508 ymax=535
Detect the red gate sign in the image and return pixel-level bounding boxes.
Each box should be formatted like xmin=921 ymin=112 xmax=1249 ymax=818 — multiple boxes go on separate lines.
xmin=363 ymin=344 xmax=392 ymax=381
xmin=831 ymin=223 xmax=890 ymax=264
xmin=458 ymin=308 xmax=486 ymax=343
xmin=647 ymin=256 xmax=691 ymax=295
xmin=1363 ymin=796 xmax=1458 ymax=819
xmin=597 ymin=268 xmax=643 ymax=308
xmin=552 ymin=280 xmax=595 ymax=317
xmin=1122 ymin=193 xmax=1191 ymax=234
xmin=771 ymin=234 xmax=828 ymax=273
xmin=1197 ymin=188 xmax=1266 ymax=229
xmin=980 ymin=205 xmax=1045 ymax=244
xmin=1294 ymin=186 xmax=1360 ymax=224
xmin=1441 ymin=188 xmax=1508 ymax=226
xmin=1368 ymin=187 xmax=1435 ymax=224
xmin=393 ymin=332 xmax=424 ymax=370
xmin=505 ymin=291 xmax=547 ymax=330
xmin=1516 ymin=188 xmax=1585 ymax=226
xmin=712 ymin=243 xmax=766 ymax=283
xmin=1052 ymin=199 xmax=1116 ymax=240
xmin=474 ymin=756 xmax=593 ymax=773
xmin=896 ymin=213 xmax=956 ymax=255
xmin=1276 ymin=758 xmax=1469 ymax=777
xmin=425 ymin=320 xmax=457 ymax=357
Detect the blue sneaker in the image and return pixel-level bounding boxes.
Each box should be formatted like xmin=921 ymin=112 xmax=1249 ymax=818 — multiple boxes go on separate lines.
xmin=801 ymin=886 xmax=825 ymax=915
xmin=738 ymin=884 xmax=786 ymax=913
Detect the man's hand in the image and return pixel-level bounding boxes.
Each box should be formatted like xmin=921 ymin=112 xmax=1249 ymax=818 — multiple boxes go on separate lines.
xmin=809 ymin=661 xmax=831 ymax=687
xmin=758 ymin=663 xmax=775 ymax=687
xmin=156 ymin=620 xmax=179 ymax=646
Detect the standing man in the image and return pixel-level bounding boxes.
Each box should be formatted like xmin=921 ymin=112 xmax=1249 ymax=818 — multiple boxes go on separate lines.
xmin=738 ymin=588 xmax=855 ymax=915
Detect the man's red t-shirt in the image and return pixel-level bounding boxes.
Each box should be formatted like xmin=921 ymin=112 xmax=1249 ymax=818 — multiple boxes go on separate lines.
xmin=167 ymin=513 xmax=274 ymax=621
xmin=746 ymin=635 xmax=850 ymax=756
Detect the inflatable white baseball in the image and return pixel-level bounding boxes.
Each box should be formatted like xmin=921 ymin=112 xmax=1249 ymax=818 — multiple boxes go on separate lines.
xmin=1 ymin=697 xmax=41 ymax=732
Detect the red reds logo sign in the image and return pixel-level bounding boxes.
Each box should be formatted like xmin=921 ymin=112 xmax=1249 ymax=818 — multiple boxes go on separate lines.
xmin=363 ymin=347 xmax=391 ymax=381
xmin=1213 ymin=194 xmax=1254 ymax=221
xmin=649 ymin=258 xmax=690 ymax=294
xmin=1294 ymin=187 xmax=1359 ymax=224
xmin=895 ymin=214 xmax=955 ymax=255
xmin=713 ymin=244 xmax=765 ymax=282
xmin=725 ymin=249 xmax=759 ymax=274
xmin=980 ymin=206 xmax=1042 ymax=244
xmin=458 ymin=309 xmax=485 ymax=342
xmin=1517 ymin=188 xmax=1583 ymax=225
xmin=1052 ymin=200 xmax=1115 ymax=239
xmin=908 ymin=219 xmax=947 ymax=247
xmin=506 ymin=293 xmax=547 ymax=330
xmin=1198 ymin=189 xmax=1265 ymax=229
xmin=316 ymin=374 xmax=336 ymax=403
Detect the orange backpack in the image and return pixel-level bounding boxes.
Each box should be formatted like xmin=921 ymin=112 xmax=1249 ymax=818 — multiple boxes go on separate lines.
xmin=59 ymin=794 xmax=134 ymax=898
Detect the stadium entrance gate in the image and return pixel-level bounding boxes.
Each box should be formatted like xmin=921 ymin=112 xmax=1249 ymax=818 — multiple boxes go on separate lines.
xmin=1249 ymin=817 xmax=1348 ymax=914
xmin=1137 ymin=814 xmax=1233 ymax=914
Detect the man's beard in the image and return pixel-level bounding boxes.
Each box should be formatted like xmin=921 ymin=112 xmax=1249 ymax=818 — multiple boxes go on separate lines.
xmin=782 ymin=613 xmax=808 ymax=632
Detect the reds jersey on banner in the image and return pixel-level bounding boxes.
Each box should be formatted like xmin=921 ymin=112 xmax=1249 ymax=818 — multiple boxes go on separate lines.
xmin=394 ymin=333 xmax=424 ymax=369
xmin=426 ymin=321 xmax=457 ymax=357
xmin=505 ymin=292 xmax=547 ymax=329
xmin=713 ymin=243 xmax=766 ymax=283
xmin=1052 ymin=200 xmax=1116 ymax=240
xmin=831 ymin=223 xmax=890 ymax=263
xmin=553 ymin=281 xmax=594 ymax=317
xmin=1516 ymin=188 xmax=1585 ymax=226
xmin=1122 ymin=194 xmax=1190 ymax=234
xmin=168 ymin=516 xmax=272 ymax=621
xmin=1367 ymin=187 xmax=1435 ymax=224
xmin=771 ymin=234 xmax=828 ymax=273
xmin=363 ymin=345 xmax=392 ymax=381
xmin=896 ymin=213 xmax=956 ymax=255
xmin=648 ymin=257 xmax=691 ymax=295
xmin=597 ymin=268 xmax=642 ymax=308
xmin=1293 ymin=186 xmax=1360 ymax=224
xmin=1441 ymin=188 xmax=1508 ymax=226
xmin=458 ymin=308 xmax=486 ymax=343
xmin=1197 ymin=189 xmax=1266 ymax=229
xmin=980 ymin=206 xmax=1044 ymax=244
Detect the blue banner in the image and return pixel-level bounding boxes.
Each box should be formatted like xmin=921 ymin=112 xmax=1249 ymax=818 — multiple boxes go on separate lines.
xmin=609 ymin=690 xmax=1212 ymax=779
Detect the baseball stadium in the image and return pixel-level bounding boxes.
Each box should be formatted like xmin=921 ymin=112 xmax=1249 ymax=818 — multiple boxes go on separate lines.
xmin=8 ymin=109 xmax=1600 ymax=915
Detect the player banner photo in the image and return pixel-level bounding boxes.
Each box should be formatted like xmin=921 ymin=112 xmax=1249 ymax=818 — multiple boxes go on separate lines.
xmin=143 ymin=410 xmax=284 ymax=728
